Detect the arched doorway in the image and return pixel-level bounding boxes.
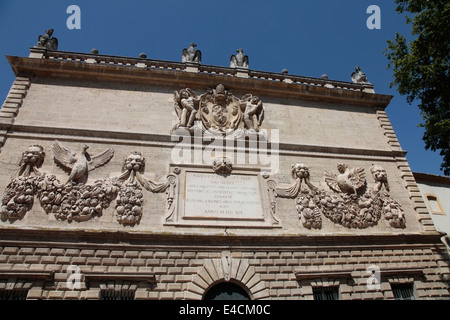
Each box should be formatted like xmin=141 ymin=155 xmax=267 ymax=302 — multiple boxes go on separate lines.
xmin=203 ymin=282 xmax=251 ymax=300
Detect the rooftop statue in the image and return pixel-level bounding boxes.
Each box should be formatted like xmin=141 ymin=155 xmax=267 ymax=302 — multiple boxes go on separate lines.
xmin=36 ymin=28 xmax=58 ymax=50
xmin=182 ymin=43 xmax=202 ymax=63
xmin=230 ymin=49 xmax=249 ymax=68
xmin=351 ymin=66 xmax=371 ymax=84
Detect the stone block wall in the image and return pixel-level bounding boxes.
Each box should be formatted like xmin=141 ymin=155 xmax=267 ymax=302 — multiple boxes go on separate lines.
xmin=0 ymin=234 xmax=449 ymax=300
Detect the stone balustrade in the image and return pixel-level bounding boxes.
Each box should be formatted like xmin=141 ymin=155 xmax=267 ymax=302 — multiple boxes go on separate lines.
xmin=30 ymin=48 xmax=375 ymax=93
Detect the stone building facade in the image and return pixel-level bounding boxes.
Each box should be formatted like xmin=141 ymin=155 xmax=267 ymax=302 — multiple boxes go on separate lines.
xmin=0 ymin=38 xmax=449 ymax=300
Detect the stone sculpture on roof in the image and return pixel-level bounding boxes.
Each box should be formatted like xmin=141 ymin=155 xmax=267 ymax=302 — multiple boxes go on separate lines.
xmin=182 ymin=43 xmax=202 ymax=64
xmin=230 ymin=49 xmax=249 ymax=68
xmin=351 ymin=66 xmax=370 ymax=84
xmin=36 ymin=29 xmax=58 ymax=50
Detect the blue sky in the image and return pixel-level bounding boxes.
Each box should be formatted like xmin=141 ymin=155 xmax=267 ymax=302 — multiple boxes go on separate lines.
xmin=0 ymin=0 xmax=446 ymax=176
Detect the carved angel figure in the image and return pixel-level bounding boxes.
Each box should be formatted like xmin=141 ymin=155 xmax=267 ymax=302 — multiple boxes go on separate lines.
xmin=52 ymin=140 xmax=114 ymax=184
xmin=172 ymin=88 xmax=199 ymax=131
xmin=240 ymin=94 xmax=264 ymax=132
xmin=182 ymin=43 xmax=202 ymax=63
xmin=37 ymin=29 xmax=58 ymax=50
xmin=324 ymin=163 xmax=366 ymax=196
xmin=230 ymin=49 xmax=249 ymax=68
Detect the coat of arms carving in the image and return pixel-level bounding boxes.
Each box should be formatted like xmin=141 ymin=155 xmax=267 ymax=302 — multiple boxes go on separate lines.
xmin=171 ymin=84 xmax=264 ymax=137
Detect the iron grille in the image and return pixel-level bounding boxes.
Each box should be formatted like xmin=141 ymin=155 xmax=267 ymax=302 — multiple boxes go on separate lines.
xmin=313 ymin=286 xmax=339 ymax=300
xmin=392 ymin=283 xmax=415 ymax=300
xmin=0 ymin=289 xmax=28 ymax=300
xmin=100 ymin=289 xmax=135 ymax=300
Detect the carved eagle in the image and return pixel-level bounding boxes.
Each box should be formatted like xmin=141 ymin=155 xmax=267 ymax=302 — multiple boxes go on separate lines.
xmin=52 ymin=140 xmax=114 ymax=184
xmin=230 ymin=49 xmax=248 ymax=68
xmin=182 ymin=43 xmax=202 ymax=63
xmin=324 ymin=163 xmax=366 ymax=195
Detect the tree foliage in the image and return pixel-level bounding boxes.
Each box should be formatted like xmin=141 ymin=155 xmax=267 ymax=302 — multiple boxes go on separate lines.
xmin=385 ymin=0 xmax=450 ymax=175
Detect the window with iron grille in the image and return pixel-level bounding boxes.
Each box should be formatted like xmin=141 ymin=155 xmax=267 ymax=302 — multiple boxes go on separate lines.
xmin=312 ymin=286 xmax=339 ymax=300
xmin=391 ymin=283 xmax=415 ymax=300
xmin=0 ymin=289 xmax=28 ymax=300
xmin=100 ymin=289 xmax=135 ymax=300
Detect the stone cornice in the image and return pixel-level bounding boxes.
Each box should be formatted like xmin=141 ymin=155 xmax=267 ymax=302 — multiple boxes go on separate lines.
xmin=6 ymin=49 xmax=393 ymax=108
xmin=2 ymin=123 xmax=408 ymax=159
xmin=0 ymin=227 xmax=443 ymax=249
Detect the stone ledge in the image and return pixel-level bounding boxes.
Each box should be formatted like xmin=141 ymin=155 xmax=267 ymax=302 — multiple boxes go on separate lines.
xmin=3 ymin=123 xmax=408 ymax=159
xmin=7 ymin=55 xmax=391 ymax=108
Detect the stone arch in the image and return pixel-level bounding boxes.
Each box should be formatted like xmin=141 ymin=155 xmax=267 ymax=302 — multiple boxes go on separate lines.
xmin=203 ymin=281 xmax=251 ymax=300
xmin=185 ymin=257 xmax=269 ymax=300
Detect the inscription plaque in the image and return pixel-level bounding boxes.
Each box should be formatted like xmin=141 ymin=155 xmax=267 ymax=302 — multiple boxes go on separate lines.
xmin=184 ymin=172 xmax=264 ymax=220
xmin=163 ymin=167 xmax=281 ymax=228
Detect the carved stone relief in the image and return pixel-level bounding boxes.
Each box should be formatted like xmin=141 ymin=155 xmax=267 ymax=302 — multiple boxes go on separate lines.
xmin=269 ymin=162 xmax=406 ymax=229
xmin=0 ymin=145 xmax=406 ymax=230
xmin=1 ymin=145 xmax=45 ymax=221
xmin=52 ymin=140 xmax=114 ymax=184
xmin=212 ymin=157 xmax=233 ymax=175
xmin=0 ymin=144 xmax=177 ymax=226
xmin=111 ymin=151 xmax=176 ymax=225
xmin=171 ymin=84 xmax=265 ymax=138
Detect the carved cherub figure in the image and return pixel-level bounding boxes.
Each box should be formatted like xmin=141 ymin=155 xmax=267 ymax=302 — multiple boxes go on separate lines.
xmin=240 ymin=94 xmax=264 ymax=131
xmin=173 ymin=88 xmax=199 ymax=129
xmin=52 ymin=140 xmax=114 ymax=184
xmin=324 ymin=163 xmax=366 ymax=196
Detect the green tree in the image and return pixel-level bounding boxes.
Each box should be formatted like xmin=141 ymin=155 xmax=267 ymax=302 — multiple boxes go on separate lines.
xmin=384 ymin=0 xmax=450 ymax=175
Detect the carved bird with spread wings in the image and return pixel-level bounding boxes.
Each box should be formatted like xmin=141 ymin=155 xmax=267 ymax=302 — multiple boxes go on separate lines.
xmin=230 ymin=49 xmax=249 ymax=68
xmin=52 ymin=140 xmax=114 ymax=184
xmin=182 ymin=43 xmax=202 ymax=63
xmin=324 ymin=163 xmax=366 ymax=196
